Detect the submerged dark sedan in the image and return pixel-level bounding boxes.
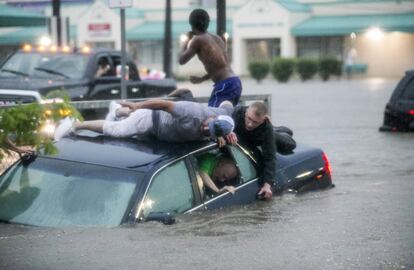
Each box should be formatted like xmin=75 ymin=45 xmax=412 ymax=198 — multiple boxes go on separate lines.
xmin=379 ymin=70 xmax=414 ymax=132
xmin=0 ymin=131 xmax=333 ymax=227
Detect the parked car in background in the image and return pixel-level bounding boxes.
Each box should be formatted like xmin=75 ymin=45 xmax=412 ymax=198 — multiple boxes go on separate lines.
xmin=0 ymin=131 xmax=333 ymax=227
xmin=379 ymin=70 xmax=414 ymax=132
xmin=0 ymin=46 xmax=176 ymax=118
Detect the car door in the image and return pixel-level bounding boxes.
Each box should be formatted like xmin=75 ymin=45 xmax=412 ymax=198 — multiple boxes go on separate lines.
xmin=137 ymin=158 xmax=202 ymax=220
xmin=192 ymin=145 xmax=262 ymax=211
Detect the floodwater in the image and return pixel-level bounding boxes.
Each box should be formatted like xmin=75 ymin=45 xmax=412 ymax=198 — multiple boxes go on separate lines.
xmin=1 ymin=78 xmax=413 ymax=270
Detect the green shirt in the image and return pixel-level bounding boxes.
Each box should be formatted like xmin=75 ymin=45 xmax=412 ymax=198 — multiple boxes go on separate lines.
xmin=197 ymin=153 xmax=218 ymax=176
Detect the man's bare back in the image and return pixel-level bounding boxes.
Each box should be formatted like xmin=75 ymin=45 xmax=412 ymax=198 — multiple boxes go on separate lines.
xmin=179 ymin=9 xmax=242 ymax=107
xmin=193 ymin=33 xmax=234 ymax=82
xmin=179 ymin=32 xmax=234 ymax=83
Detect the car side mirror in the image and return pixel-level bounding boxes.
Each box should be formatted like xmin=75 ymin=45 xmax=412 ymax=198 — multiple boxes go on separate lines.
xmin=145 ymin=212 xmax=175 ymax=225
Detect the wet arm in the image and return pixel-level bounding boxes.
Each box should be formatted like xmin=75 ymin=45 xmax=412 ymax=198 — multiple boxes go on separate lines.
xmin=190 ymin=73 xmax=211 ymax=84
xmin=4 ymin=138 xmax=34 ymax=155
xmin=179 ymin=36 xmax=199 ymax=65
xmin=261 ymin=125 xmax=277 ymax=185
xmin=120 ymin=99 xmax=175 ymax=114
xmin=199 ymin=171 xmax=235 ymax=194
xmin=199 ymin=171 xmax=220 ymax=193
xmin=198 ymin=74 xmax=210 ymax=81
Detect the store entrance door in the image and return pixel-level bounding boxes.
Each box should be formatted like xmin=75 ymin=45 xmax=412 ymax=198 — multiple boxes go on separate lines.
xmin=245 ymin=38 xmax=280 ymax=63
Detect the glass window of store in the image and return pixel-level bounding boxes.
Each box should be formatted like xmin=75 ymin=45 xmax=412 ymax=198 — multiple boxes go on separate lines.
xmin=246 ymin=38 xmax=280 ymax=63
xmin=86 ymin=42 xmax=115 ymax=49
xmin=297 ymin=36 xmax=343 ymax=59
xmin=129 ymin=40 xmax=163 ymax=67
xmin=190 ymin=0 xmax=215 ymax=7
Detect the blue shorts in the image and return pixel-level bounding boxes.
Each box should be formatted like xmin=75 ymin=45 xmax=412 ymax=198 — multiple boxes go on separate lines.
xmin=208 ymin=76 xmax=242 ymax=107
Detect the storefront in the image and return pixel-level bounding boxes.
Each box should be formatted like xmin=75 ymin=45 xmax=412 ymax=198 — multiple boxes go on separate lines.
xmin=292 ymin=12 xmax=414 ymax=77
xmin=232 ymin=0 xmax=302 ymax=75
xmin=1 ymin=0 xmax=414 ymax=78
xmin=77 ymin=1 xmax=120 ymax=49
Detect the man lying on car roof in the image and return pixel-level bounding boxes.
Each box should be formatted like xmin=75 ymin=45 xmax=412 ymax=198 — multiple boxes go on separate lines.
xmin=54 ymin=99 xmax=235 ymax=144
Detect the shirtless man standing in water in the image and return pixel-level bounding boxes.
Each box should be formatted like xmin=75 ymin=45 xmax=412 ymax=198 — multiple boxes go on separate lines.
xmin=179 ymin=9 xmax=242 ymax=107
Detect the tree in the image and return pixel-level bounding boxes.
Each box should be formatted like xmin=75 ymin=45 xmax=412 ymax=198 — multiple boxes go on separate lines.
xmin=0 ymin=99 xmax=82 ymax=162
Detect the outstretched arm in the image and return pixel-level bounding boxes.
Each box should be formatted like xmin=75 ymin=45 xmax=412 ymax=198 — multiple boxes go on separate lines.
xmin=179 ymin=33 xmax=199 ymax=65
xmin=199 ymin=171 xmax=235 ymax=194
xmin=4 ymin=138 xmax=35 ymax=155
xmin=120 ymin=99 xmax=175 ymax=114
xmin=190 ymin=74 xmax=210 ymax=84
xmin=257 ymin=125 xmax=276 ymax=199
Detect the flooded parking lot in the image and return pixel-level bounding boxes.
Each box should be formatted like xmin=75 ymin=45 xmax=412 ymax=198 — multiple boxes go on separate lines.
xmin=1 ymin=78 xmax=413 ymax=270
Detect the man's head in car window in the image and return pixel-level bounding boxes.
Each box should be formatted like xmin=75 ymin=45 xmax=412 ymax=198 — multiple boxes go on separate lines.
xmin=245 ymin=102 xmax=268 ymax=131
xmin=212 ymin=157 xmax=237 ymax=183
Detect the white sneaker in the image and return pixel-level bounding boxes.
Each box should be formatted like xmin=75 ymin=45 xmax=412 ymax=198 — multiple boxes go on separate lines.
xmin=54 ymin=117 xmax=74 ymax=141
xmin=105 ymin=101 xmax=122 ymax=121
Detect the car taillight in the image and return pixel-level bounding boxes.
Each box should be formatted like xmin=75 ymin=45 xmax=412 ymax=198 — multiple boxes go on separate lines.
xmin=408 ymin=110 xmax=414 ymax=116
xmin=322 ymin=152 xmax=332 ymax=176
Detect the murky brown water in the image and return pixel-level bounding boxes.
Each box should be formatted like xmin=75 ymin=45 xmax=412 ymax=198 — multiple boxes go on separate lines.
xmin=1 ymin=78 xmax=413 ymax=270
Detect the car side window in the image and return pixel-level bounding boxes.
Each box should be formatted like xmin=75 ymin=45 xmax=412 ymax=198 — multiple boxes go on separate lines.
xmin=229 ymin=146 xmax=258 ymax=183
xmin=141 ymin=160 xmax=195 ymax=217
xmin=401 ymin=78 xmax=414 ymax=100
xmin=95 ymin=56 xmax=113 ymax=78
xmin=109 ymin=55 xmax=137 ymax=80
xmin=195 ymin=149 xmax=239 ymax=199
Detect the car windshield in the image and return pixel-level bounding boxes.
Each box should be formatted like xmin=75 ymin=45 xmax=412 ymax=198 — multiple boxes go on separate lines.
xmin=0 ymin=157 xmax=143 ymax=227
xmin=0 ymin=52 xmax=89 ymax=79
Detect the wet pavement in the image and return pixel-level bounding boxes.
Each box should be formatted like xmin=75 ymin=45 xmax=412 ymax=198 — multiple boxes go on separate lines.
xmin=1 ymin=78 xmax=413 ymax=269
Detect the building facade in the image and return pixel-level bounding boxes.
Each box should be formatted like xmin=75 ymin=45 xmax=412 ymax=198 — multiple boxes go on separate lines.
xmin=1 ymin=0 xmax=414 ymax=78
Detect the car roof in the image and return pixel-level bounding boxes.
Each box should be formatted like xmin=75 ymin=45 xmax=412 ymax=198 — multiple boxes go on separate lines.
xmin=48 ymin=131 xmax=213 ymax=172
xmin=405 ymin=70 xmax=414 ymax=78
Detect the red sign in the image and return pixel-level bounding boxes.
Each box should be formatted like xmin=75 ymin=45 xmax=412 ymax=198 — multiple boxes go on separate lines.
xmin=88 ymin=23 xmax=111 ymax=36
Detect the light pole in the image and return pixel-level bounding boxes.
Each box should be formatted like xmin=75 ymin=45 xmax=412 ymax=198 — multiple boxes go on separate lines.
xmin=52 ymin=0 xmax=61 ymax=46
xmin=163 ymin=0 xmax=172 ymax=78
xmin=217 ymin=0 xmax=226 ymax=40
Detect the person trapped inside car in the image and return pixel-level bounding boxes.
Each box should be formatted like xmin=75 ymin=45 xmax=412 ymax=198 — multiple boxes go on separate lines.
xmin=178 ymin=9 xmax=242 ymax=107
xmin=197 ymin=153 xmax=237 ymax=195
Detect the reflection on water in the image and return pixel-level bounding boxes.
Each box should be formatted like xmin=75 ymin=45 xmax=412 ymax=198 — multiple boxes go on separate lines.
xmin=1 ymin=79 xmax=413 ymax=269
xmin=165 ymin=203 xmax=280 ymax=237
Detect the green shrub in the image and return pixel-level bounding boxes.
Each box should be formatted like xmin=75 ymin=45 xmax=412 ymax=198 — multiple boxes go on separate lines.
xmin=297 ymin=58 xmax=318 ymax=81
xmin=173 ymin=74 xmax=188 ymax=82
xmin=248 ymin=61 xmax=270 ymax=83
xmin=318 ymin=57 xmax=340 ymax=81
xmin=271 ymin=58 xmax=295 ymax=82
xmin=333 ymin=60 xmax=343 ymax=77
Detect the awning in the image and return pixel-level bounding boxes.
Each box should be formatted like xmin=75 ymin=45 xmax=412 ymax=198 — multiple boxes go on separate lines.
xmin=125 ymin=8 xmax=145 ymax=19
xmin=0 ymin=4 xmax=47 ymax=27
xmin=0 ymin=27 xmax=47 ymax=45
xmin=0 ymin=25 xmax=77 ymax=45
xmin=291 ymin=13 xmax=414 ymax=36
xmin=127 ymin=20 xmax=232 ymax=41
xmin=276 ymin=0 xmax=310 ymax=13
